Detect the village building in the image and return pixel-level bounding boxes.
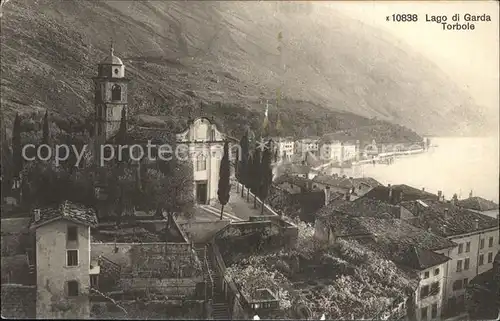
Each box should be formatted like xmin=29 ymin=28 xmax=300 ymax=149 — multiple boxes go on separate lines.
xmin=270 ymin=136 xmax=295 ymax=162
xmin=313 ymin=215 xmax=456 ymax=321
xmin=318 ymin=140 xmax=356 ymax=163
xmin=399 ymin=199 xmax=499 ymax=318
xmin=294 ymin=137 xmax=320 ymax=156
xmin=311 ymin=174 xmax=382 ymax=200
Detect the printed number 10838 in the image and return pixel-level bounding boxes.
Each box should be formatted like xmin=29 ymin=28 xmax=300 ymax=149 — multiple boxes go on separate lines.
xmin=386 ymin=14 xmax=419 ymax=22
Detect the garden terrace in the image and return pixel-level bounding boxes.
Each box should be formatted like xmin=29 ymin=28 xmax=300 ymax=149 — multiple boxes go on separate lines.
xmin=224 ymin=224 xmax=418 ymax=320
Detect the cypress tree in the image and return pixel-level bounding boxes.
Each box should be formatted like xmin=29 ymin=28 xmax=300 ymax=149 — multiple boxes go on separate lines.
xmin=12 ymin=113 xmax=22 ymax=178
xmin=246 ymin=154 xmax=253 ymax=202
xmin=239 ymin=133 xmax=249 ymax=197
xmin=217 ymin=141 xmax=231 ymax=220
xmin=251 ymin=147 xmax=262 ymax=208
xmin=260 ymin=140 xmax=273 ymax=214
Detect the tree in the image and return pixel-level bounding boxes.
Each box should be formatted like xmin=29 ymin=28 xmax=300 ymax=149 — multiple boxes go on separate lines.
xmin=246 ymin=154 xmax=253 ymax=202
xmin=217 ymin=141 xmax=231 ymax=220
xmin=250 ymin=147 xmax=262 ymax=208
xmin=12 ymin=113 xmax=23 ymax=178
xmin=259 ymin=140 xmax=273 ymax=214
xmin=239 ymin=133 xmax=249 ymax=197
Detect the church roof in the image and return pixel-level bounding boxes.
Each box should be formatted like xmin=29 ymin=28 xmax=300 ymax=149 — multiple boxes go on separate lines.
xmin=100 ymin=45 xmax=123 ymax=65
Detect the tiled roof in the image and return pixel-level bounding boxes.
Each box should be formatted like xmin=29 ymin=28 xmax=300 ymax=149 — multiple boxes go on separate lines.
xmin=126 ymin=126 xmax=174 ymax=143
xmin=331 ymin=217 xmax=454 ymax=269
xmin=312 ymin=175 xmax=381 ymax=190
xmin=400 ymin=200 xmax=498 ymax=237
xmin=274 ymin=174 xmax=312 ymax=190
xmin=363 ymin=185 xmax=438 ymax=204
xmin=457 ymin=197 xmax=499 ymax=212
xmin=280 ymin=163 xmax=311 ymax=175
xmin=317 ymin=197 xmax=401 ymax=220
xmin=31 ymin=201 xmax=98 ymax=229
xmin=351 ymin=177 xmax=383 ymax=188
xmin=397 ymin=246 xmax=450 ymax=270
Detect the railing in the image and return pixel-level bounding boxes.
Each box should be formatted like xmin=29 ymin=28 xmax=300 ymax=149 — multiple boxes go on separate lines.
xmin=98 ymin=255 xmax=122 ymax=277
xmin=209 ymin=241 xmax=253 ymax=318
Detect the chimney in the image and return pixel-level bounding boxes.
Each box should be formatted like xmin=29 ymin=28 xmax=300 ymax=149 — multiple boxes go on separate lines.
xmin=444 ymin=208 xmax=449 ymax=219
xmin=437 ymin=190 xmax=442 ymax=201
xmin=473 ymin=219 xmax=479 ymax=230
xmin=33 ymin=208 xmax=41 ymax=222
xmin=469 ymin=190 xmax=473 ymax=198
xmin=388 ymin=184 xmax=393 ymax=202
xmin=324 ymin=186 xmax=331 ymax=206
xmin=452 ymin=193 xmax=458 ymax=206
xmin=422 ymin=187 xmax=425 ymax=192
xmin=399 ymin=191 xmax=403 ymax=203
xmin=345 ymin=189 xmax=351 ymax=201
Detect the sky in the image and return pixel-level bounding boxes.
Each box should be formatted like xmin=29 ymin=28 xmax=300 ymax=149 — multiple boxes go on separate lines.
xmin=328 ymin=1 xmax=499 ymax=117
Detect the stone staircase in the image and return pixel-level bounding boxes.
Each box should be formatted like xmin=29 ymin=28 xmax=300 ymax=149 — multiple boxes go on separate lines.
xmin=206 ymin=244 xmax=230 ymax=319
xmin=194 ymin=244 xmax=214 ymax=300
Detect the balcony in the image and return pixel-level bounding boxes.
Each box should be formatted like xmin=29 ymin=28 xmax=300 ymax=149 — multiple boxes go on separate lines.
xmin=248 ymin=288 xmax=279 ymax=311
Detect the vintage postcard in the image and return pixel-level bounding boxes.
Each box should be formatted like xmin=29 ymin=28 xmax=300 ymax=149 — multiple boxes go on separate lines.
xmin=1 ymin=0 xmax=498 ymax=320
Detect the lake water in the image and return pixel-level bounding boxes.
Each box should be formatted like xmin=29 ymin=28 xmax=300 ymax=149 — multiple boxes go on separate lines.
xmin=328 ymin=137 xmax=499 ymax=203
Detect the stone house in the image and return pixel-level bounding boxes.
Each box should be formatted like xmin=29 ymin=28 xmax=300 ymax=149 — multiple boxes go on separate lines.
xmin=400 ymin=199 xmax=499 ymax=318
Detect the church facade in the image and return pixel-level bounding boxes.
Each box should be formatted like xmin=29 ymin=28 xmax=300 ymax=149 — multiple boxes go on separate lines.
xmin=176 ymin=118 xmax=230 ymax=205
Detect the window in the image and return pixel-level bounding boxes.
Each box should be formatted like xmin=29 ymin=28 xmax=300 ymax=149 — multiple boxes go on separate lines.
xmin=421 ymin=307 xmax=428 ymax=321
xmin=420 ymin=285 xmax=429 ymax=299
xmin=458 ymin=243 xmax=463 ymax=254
xmin=67 ymin=226 xmax=77 ymax=242
xmin=196 ymin=154 xmax=206 ymax=171
xmin=479 ymin=254 xmax=484 ymax=265
xmin=67 ymin=280 xmax=79 ymax=296
xmin=111 ymin=84 xmax=121 ymax=101
xmin=67 ymin=250 xmax=78 ymax=266
xmin=431 ymin=303 xmax=438 ymax=319
xmin=424 ymin=271 xmax=430 ymax=279
xmin=465 ymin=242 xmax=470 ymax=253
xmin=488 ymin=252 xmax=493 ymax=263
xmin=456 ymin=260 xmax=462 ymax=272
xmin=480 ymin=239 xmax=485 ymax=249
xmin=452 ymin=280 xmax=462 ymax=291
xmin=464 ymin=258 xmax=470 ymax=270
xmin=489 ymin=237 xmax=494 ymax=247
xmin=430 ymin=282 xmax=440 ymax=296
xmin=90 ymin=275 xmax=99 ymax=288
xmin=434 ymin=268 xmax=440 ymax=276
xmin=463 ymin=278 xmax=468 ymax=287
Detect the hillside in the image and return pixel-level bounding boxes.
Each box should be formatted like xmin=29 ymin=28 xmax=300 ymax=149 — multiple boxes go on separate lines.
xmin=0 ymin=0 xmax=494 ymax=139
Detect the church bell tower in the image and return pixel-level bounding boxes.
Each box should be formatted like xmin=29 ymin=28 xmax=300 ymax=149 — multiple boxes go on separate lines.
xmin=92 ymin=43 xmax=130 ymax=156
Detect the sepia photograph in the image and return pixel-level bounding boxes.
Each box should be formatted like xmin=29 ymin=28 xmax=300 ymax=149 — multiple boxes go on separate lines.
xmin=0 ymin=0 xmax=498 ymax=320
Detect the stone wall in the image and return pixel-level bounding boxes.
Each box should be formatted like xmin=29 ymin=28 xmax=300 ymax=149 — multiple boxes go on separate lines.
xmin=91 ymin=243 xmax=201 ymax=278
xmin=90 ymin=299 xmax=204 ymax=319
xmin=215 ymin=220 xmax=297 ymax=265
xmin=1 ymin=284 xmax=36 ymax=318
xmin=117 ymin=278 xmax=201 ymax=297
xmin=179 ymin=220 xmax=229 ymax=243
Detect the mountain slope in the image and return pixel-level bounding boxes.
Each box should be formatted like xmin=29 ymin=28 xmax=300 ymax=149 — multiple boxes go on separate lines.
xmin=0 ymin=0 xmax=494 ymax=137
